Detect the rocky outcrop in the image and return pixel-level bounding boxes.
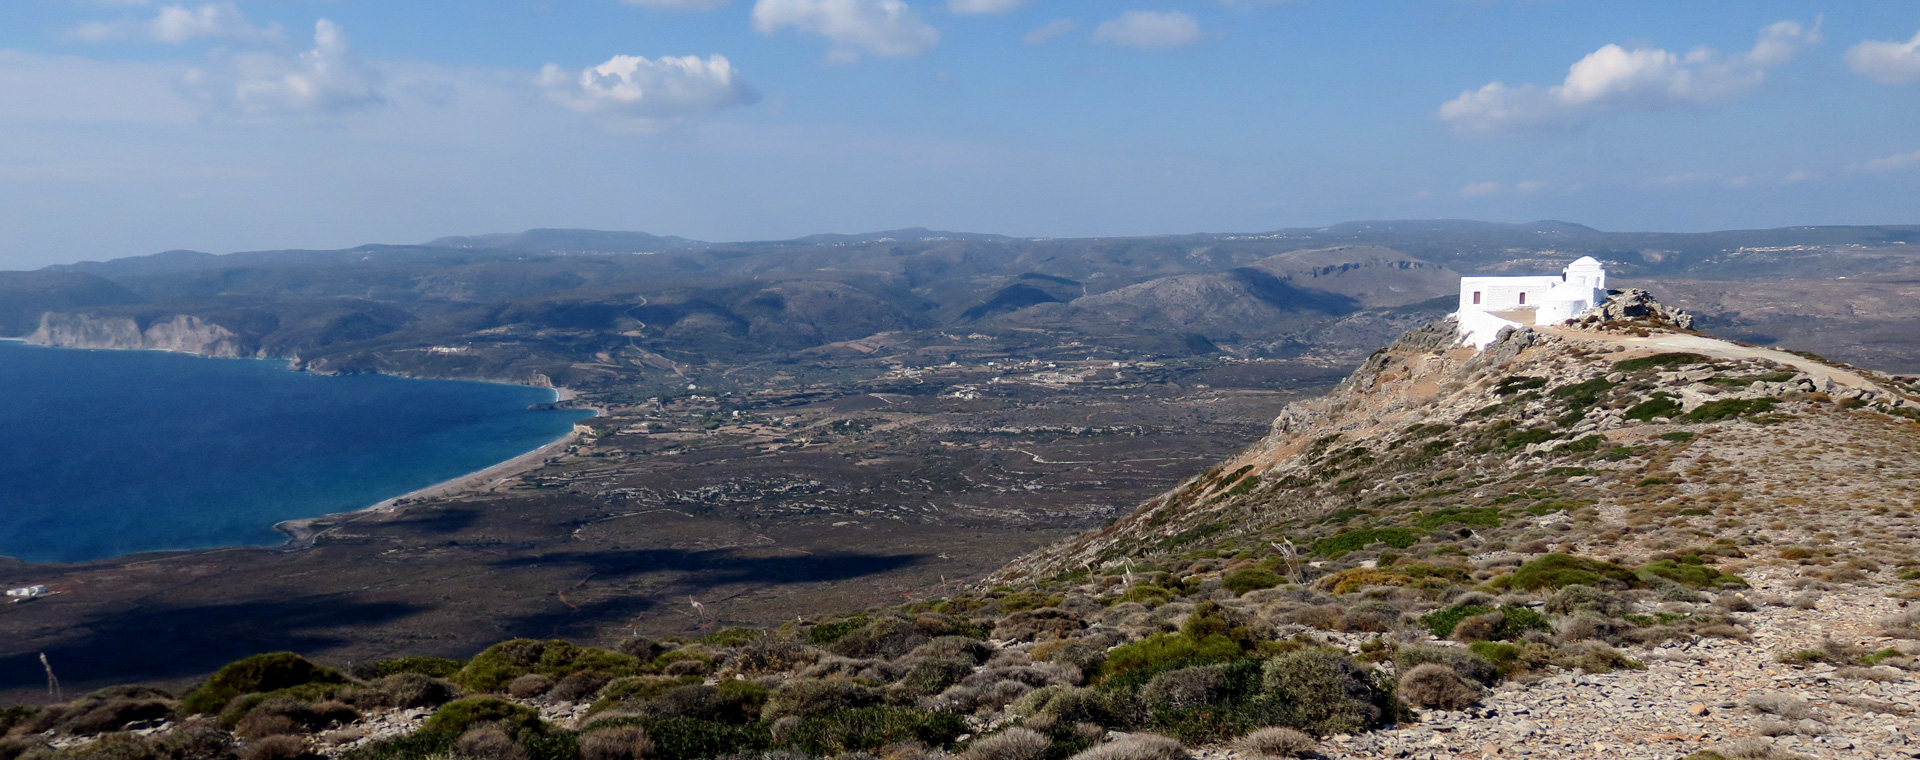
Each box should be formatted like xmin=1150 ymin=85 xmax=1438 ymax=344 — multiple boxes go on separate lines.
xmin=1590 ymin=288 xmax=1696 ymax=330
xmin=26 ymin=313 xmax=255 ymax=358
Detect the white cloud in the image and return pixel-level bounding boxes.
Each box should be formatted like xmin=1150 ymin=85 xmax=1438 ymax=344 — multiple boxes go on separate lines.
xmin=539 ymin=54 xmax=757 ymax=123
xmin=751 ymin=0 xmax=939 ymax=60
xmin=1513 ymin=180 xmax=1548 ymax=193
xmin=1846 ymin=29 xmax=1920 ymax=85
xmin=949 ymin=0 xmax=1022 ymax=15
xmin=1857 ymin=148 xmax=1920 ymax=173
xmin=1460 ymin=181 xmax=1500 ymax=196
xmin=182 ymin=19 xmax=383 ymax=118
xmin=1024 ymin=19 xmax=1074 ymax=46
xmin=1439 ymin=19 xmax=1821 ymax=134
xmin=74 ymin=2 xmax=282 ymax=45
xmin=621 ymin=0 xmax=733 ymax=11
xmin=1091 ymin=11 xmax=1201 ymax=50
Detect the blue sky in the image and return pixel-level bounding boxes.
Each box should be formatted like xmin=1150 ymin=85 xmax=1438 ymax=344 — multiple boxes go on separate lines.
xmin=1 ymin=1 xmax=1918 ymax=268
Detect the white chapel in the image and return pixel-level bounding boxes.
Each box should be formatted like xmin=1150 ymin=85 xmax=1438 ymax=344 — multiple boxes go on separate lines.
xmin=1456 ymin=256 xmax=1608 ymax=348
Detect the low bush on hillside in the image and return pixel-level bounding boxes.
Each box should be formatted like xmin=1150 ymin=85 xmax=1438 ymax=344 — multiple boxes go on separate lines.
xmin=420 ymin=697 xmax=546 ymax=738
xmin=1311 ymin=528 xmax=1416 ymax=556
xmin=1637 ymin=559 xmax=1748 ymax=589
xmin=1221 ymin=569 xmax=1283 ymax=595
xmin=1503 ymin=554 xmax=1640 ymax=591
xmin=182 ymin=653 xmax=346 ymax=716
xmin=452 ymin=639 xmax=641 ymax=694
xmin=1613 ymin=352 xmax=1708 ymax=372
xmin=1419 ymin=605 xmax=1548 ymax=641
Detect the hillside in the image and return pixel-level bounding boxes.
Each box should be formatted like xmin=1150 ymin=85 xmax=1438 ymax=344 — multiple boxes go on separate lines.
xmin=990 ymin=296 xmax=1920 ymax=759
xmin=6 ymin=294 xmax=1920 ymax=760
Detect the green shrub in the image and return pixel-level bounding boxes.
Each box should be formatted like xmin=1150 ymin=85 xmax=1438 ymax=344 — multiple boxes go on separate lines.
xmin=1221 ymin=569 xmax=1283 ymax=595
xmin=590 ymin=676 xmax=704 ymax=716
xmin=1224 ymin=476 xmax=1262 ymax=497
xmin=1494 ymin=376 xmax=1547 ymax=395
xmin=830 ymin=617 xmax=931 ymax=658
xmin=1684 ymin=398 xmax=1778 ymax=422
xmin=999 ymin=592 xmax=1066 ymax=613
xmin=420 ymin=697 xmax=545 ymax=738
xmin=1465 ymin=641 xmax=1554 ymax=678
xmin=1119 ymin=585 xmax=1174 ymax=607
xmin=215 ymin=683 xmax=354 ymax=728
xmin=1017 ymin=685 xmax=1130 ymax=729
xmin=1311 ymin=528 xmax=1416 ymax=556
xmin=452 ymin=639 xmax=640 ymax=694
xmin=1550 ymin=378 xmax=1614 ymax=408
xmin=780 ymin=706 xmax=966 ymax=756
xmin=805 ymin=616 xmax=870 ymax=645
xmin=1139 ymin=660 xmax=1270 ymax=744
xmin=368 ymin=657 xmax=464 ymax=679
xmin=1412 ymin=508 xmax=1502 ymax=530
xmin=583 ymin=716 xmax=771 ymax=760
xmin=344 ymin=730 xmax=457 ymax=760
xmin=1613 ymin=352 xmax=1708 ymax=372
xmin=1601 ymin=446 xmax=1643 ymax=461
xmin=181 ymin=653 xmax=346 ymax=715
xmin=1506 ymin=553 xmax=1639 ymax=591
xmin=1543 ymin=585 xmax=1626 ymax=617
xmin=761 ymin=679 xmax=884 ymax=721
xmin=1103 ymin=633 xmax=1243 ymax=679
xmin=1419 ymin=605 xmax=1546 ymax=641
xmin=1555 ymin=435 xmax=1605 ymax=453
xmin=1624 ymin=394 xmax=1683 ymax=421
xmin=1658 ymin=431 xmax=1696 ymax=442
xmin=1260 ymin=650 xmax=1392 ymax=736
xmin=1502 ymin=428 xmax=1557 ymax=450
xmin=895 ymin=656 xmax=973 ymax=697
xmin=1636 ymin=560 xmax=1748 ymax=589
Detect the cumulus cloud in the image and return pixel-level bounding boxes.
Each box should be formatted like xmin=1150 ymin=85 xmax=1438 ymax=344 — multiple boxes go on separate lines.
xmin=1846 ymin=29 xmax=1920 ymax=85
xmin=182 ymin=19 xmax=383 ymax=118
xmin=1024 ymin=19 xmax=1074 ymax=46
xmin=621 ymin=0 xmax=733 ymax=11
xmin=74 ymin=2 xmax=282 ymax=44
xmin=751 ymin=0 xmax=939 ymax=60
xmin=1091 ymin=11 xmax=1201 ymax=49
xmin=1439 ymin=19 xmax=1821 ymax=134
xmin=949 ymin=0 xmax=1022 ymax=14
xmin=539 ymin=54 xmax=758 ymax=123
xmin=1460 ymin=181 xmax=1500 ymax=196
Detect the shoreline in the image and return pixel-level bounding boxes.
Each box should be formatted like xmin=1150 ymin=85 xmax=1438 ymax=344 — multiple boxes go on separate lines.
xmin=0 ymin=339 xmax=605 ymax=558
xmin=275 ymin=393 xmax=601 ymax=546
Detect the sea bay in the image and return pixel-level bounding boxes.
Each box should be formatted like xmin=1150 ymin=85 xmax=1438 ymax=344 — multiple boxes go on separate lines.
xmin=0 ymin=342 xmax=589 ymax=563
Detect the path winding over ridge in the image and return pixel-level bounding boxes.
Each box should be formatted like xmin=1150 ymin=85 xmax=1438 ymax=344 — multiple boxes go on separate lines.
xmin=1537 ymin=327 xmax=1894 ymax=395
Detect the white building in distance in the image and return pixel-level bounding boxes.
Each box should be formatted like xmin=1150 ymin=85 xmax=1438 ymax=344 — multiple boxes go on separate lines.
xmin=1457 ymin=257 xmax=1608 ymax=348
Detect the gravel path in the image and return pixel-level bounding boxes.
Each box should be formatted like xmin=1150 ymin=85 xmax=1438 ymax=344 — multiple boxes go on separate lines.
xmin=1536 ymin=328 xmax=1891 ymax=394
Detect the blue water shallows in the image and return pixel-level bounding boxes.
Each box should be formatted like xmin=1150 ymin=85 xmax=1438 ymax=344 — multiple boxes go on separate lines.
xmin=0 ymin=342 xmax=591 ymax=564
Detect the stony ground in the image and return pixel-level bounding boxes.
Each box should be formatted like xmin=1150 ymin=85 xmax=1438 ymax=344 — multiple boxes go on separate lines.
xmin=1308 ymin=564 xmax=1918 ymax=760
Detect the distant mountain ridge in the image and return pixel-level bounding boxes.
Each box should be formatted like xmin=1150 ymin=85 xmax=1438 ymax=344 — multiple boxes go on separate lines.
xmin=424 ymin=229 xmax=707 ymax=253
xmin=9 ymin=220 xmax=1920 ymax=389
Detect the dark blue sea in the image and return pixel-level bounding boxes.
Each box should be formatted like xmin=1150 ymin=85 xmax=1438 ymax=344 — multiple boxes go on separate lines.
xmin=0 ymin=342 xmax=590 ymax=563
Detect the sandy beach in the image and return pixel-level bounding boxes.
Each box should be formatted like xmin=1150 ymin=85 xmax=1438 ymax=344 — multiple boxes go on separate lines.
xmin=274 ymin=390 xmax=599 ymax=545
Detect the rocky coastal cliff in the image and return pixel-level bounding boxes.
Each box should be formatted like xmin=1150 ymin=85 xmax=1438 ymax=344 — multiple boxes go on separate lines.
xmin=26 ymin=313 xmax=257 ymax=359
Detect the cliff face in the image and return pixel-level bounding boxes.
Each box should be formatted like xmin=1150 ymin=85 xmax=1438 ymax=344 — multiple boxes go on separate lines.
xmin=26 ymin=313 xmax=256 ymax=359
xmin=995 ymin=303 xmax=1920 ymax=583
